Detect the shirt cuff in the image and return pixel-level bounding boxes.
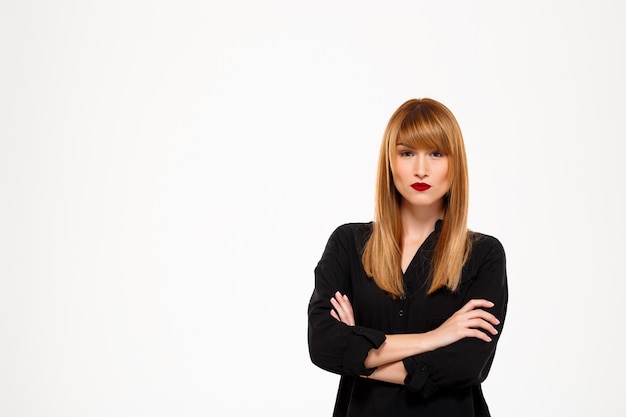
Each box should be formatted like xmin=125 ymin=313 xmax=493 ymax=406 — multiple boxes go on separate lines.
xmin=342 ymin=326 xmax=386 ymax=376
xmin=403 ymin=357 xmax=433 ymax=396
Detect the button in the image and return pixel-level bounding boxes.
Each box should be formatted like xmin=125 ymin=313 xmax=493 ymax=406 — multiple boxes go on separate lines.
xmin=398 ymin=309 xmax=405 ymax=317
xmin=421 ymin=365 xmax=427 ymax=372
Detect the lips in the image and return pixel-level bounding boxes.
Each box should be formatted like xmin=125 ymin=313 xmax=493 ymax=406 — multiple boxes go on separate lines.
xmin=411 ymin=182 xmax=431 ymax=191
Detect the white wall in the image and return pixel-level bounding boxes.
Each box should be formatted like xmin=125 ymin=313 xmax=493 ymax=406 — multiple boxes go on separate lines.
xmin=1 ymin=1 xmax=625 ymax=416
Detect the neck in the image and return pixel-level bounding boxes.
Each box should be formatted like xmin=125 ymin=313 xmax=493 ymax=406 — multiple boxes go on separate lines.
xmin=399 ymin=200 xmax=444 ymax=241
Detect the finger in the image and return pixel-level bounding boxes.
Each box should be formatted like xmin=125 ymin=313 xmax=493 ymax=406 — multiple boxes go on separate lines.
xmin=465 ymin=309 xmax=500 ymax=326
xmin=333 ymin=292 xmax=352 ymax=314
xmin=335 ymin=295 xmax=355 ymax=326
xmin=330 ymin=297 xmax=345 ymax=317
xmin=339 ymin=293 xmax=354 ymax=316
xmin=330 ymin=296 xmax=351 ymax=322
xmin=333 ymin=292 xmax=356 ymax=326
xmin=330 ymin=298 xmax=354 ymax=325
xmin=452 ymin=311 xmax=499 ymax=334
xmin=467 ymin=318 xmax=499 ymax=335
xmin=467 ymin=328 xmax=493 ymax=343
xmin=459 ymin=299 xmax=494 ymax=313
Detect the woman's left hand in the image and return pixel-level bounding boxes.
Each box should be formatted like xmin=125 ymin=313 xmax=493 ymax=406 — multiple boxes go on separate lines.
xmin=330 ymin=291 xmax=355 ymax=326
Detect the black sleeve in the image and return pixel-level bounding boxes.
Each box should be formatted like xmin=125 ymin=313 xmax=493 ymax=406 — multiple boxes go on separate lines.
xmin=308 ymin=225 xmax=386 ymax=377
xmin=402 ymin=236 xmax=508 ymax=398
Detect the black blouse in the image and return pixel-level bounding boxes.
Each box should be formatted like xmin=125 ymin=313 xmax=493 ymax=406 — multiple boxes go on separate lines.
xmin=307 ymin=221 xmax=508 ymax=417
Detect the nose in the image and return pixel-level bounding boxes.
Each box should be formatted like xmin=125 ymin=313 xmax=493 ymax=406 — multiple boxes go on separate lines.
xmin=414 ymin=155 xmax=428 ymax=179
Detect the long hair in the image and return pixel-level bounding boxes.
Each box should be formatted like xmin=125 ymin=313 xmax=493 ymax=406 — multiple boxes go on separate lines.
xmin=362 ymin=98 xmax=471 ymax=297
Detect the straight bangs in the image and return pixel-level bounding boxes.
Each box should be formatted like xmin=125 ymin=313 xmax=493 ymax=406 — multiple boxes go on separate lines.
xmin=392 ymin=107 xmax=454 ymax=157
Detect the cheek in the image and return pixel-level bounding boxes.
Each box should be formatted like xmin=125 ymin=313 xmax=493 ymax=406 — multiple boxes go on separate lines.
xmin=441 ymin=162 xmax=450 ymax=184
xmin=391 ymin=172 xmax=403 ymax=191
xmin=435 ymin=168 xmax=451 ymax=192
xmin=443 ymin=173 xmax=451 ymax=190
xmin=391 ymin=162 xmax=407 ymax=182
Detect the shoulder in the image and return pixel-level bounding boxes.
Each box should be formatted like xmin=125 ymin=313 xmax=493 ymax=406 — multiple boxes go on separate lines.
xmin=470 ymin=231 xmax=505 ymax=253
xmin=457 ymin=231 xmax=507 ymax=287
xmin=467 ymin=231 xmax=507 ymax=268
xmin=332 ymin=222 xmax=373 ymax=235
xmin=329 ymin=222 xmax=373 ymax=246
xmin=318 ymin=222 xmax=373 ymax=262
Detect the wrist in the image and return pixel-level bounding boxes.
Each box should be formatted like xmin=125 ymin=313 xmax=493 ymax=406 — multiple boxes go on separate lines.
xmin=420 ymin=330 xmax=439 ymax=352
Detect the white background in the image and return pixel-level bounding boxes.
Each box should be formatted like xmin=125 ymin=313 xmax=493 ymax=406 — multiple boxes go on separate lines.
xmin=1 ymin=1 xmax=625 ymax=416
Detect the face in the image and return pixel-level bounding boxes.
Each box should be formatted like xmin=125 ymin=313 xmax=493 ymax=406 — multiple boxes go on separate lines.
xmin=391 ymin=143 xmax=451 ymax=211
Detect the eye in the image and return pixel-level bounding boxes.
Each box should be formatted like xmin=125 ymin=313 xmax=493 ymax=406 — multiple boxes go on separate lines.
xmin=430 ymin=151 xmax=444 ymax=157
xmin=400 ymin=150 xmax=414 ymax=157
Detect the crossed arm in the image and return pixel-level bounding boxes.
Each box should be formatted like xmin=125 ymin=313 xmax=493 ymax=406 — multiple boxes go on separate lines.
xmin=329 ymin=292 xmax=500 ymax=385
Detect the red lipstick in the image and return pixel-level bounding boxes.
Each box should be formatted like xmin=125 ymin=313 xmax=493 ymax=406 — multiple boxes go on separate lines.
xmin=411 ymin=182 xmax=431 ymax=191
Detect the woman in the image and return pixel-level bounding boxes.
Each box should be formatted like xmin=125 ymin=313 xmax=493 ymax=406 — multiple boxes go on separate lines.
xmin=307 ymin=98 xmax=508 ymax=416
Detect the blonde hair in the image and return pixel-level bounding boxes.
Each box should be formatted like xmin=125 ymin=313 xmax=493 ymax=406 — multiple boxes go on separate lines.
xmin=362 ymin=98 xmax=471 ymax=297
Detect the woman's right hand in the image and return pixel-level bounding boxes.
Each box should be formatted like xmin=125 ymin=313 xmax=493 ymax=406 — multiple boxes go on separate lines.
xmin=330 ymin=291 xmax=355 ymax=326
xmin=428 ymin=299 xmax=500 ymax=350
